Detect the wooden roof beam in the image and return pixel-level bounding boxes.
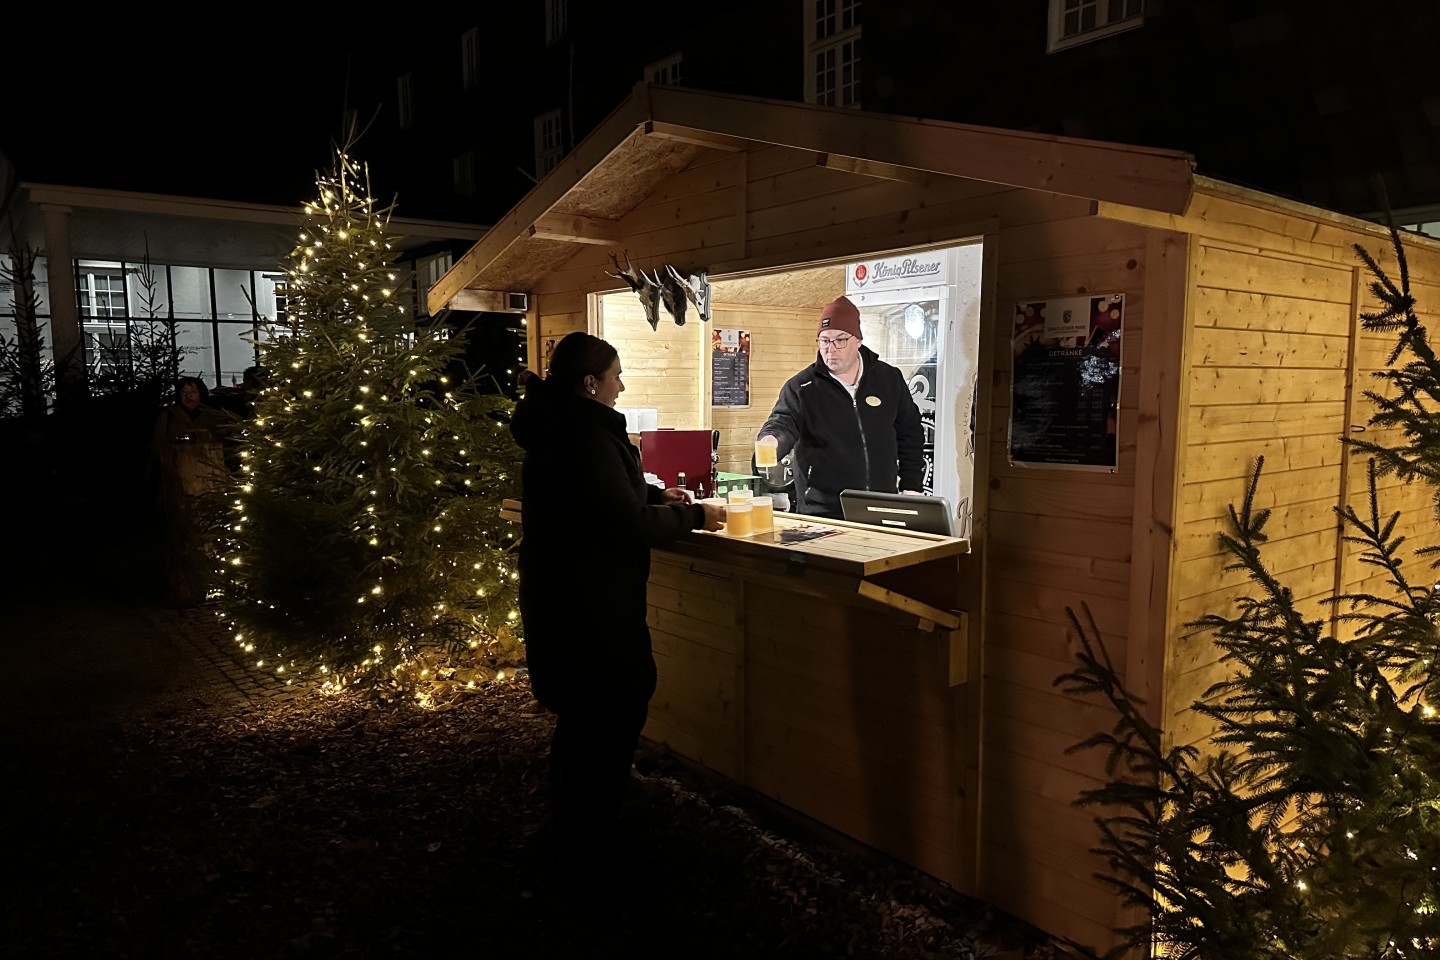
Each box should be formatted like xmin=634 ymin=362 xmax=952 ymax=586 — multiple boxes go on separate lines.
xmin=645 ymin=84 xmax=1196 ymax=214
xmin=817 ymin=152 xmax=934 ymax=184
xmin=527 ymin=213 xmax=621 ymax=244
xmin=447 ymin=289 xmax=529 ymax=313
xmin=643 ymin=120 xmax=749 ymax=152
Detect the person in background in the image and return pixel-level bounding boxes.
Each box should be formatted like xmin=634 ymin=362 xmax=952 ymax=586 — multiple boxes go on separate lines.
xmin=150 ymin=376 xmax=230 ymax=606
xmin=509 ymin=331 xmax=725 ymax=887
xmin=756 ymin=295 xmax=925 ymax=520
xmin=211 ymin=364 xmax=269 ymax=419
xmin=213 ymin=365 xmax=269 ymax=472
xmin=237 ymin=365 xmax=269 ymax=417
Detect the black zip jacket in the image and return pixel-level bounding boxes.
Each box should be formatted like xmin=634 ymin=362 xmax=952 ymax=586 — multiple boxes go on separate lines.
xmin=510 ymin=385 xmax=705 ymax=694
xmin=758 ymin=345 xmax=925 ymax=519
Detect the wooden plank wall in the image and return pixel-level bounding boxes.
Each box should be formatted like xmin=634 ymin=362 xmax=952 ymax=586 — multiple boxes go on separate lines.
xmin=601 ymin=292 xmax=707 ymax=430
xmin=1340 ymin=248 xmax=1440 ymax=603
xmin=646 ymin=556 xmax=742 ymax=779
xmin=744 ymin=581 xmax=959 ymax=882
xmin=595 ymin=295 xmax=824 ymax=478
xmin=710 ymin=303 xmax=827 ymax=476
xmin=981 ymin=213 xmax=1154 ymax=954
xmin=1152 ymin=194 xmax=1440 ymax=753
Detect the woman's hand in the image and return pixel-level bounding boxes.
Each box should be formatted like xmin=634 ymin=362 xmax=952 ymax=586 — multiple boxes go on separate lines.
xmin=661 ymin=486 xmax=693 ymax=504
xmin=699 ymin=502 xmax=726 ymax=532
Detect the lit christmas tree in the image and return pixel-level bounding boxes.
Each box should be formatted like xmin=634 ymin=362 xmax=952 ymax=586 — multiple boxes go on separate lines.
xmin=209 ymin=139 xmax=524 ymax=698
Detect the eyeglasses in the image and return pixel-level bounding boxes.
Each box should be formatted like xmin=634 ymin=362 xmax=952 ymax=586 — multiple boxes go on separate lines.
xmin=815 ymin=335 xmax=853 ymax=351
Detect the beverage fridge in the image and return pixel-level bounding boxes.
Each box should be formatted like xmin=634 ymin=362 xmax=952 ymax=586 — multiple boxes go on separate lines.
xmin=844 ymin=245 xmax=983 ymax=538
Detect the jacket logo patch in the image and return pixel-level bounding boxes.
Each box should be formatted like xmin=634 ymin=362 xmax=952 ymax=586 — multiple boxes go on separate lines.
xmin=865 ymin=395 xmax=882 ymax=406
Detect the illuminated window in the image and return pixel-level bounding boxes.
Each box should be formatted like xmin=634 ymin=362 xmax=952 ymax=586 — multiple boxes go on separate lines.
xmin=78 ymin=263 xmax=125 ymax=318
xmin=805 ymin=0 xmax=861 ymax=107
xmin=1048 ymin=0 xmax=1144 ymax=52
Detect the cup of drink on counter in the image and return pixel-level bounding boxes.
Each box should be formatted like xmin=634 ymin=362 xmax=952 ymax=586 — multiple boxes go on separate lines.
xmin=725 ymin=501 xmax=753 ymax=537
xmin=727 ymin=489 xmax=751 ymax=506
xmin=749 ymin=496 xmax=773 ymax=532
xmin=754 ymin=437 xmax=778 ymax=469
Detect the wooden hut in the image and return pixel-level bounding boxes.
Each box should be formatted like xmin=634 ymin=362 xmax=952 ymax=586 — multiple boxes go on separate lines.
xmin=430 ymin=83 xmax=1440 ymax=956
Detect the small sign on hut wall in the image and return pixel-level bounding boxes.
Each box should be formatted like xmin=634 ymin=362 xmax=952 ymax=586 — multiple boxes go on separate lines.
xmin=1008 ymin=293 xmax=1124 ymax=471
xmin=711 ymin=328 xmax=751 ymax=408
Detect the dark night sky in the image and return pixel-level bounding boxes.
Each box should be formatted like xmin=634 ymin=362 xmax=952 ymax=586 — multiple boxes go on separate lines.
xmin=5 ymin=16 xmax=455 ymax=210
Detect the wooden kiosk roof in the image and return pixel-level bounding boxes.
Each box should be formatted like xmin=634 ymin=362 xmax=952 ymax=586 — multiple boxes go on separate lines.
xmin=428 ymin=83 xmax=1198 ymax=314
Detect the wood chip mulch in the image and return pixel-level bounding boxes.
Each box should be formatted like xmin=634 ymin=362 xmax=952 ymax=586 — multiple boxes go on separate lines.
xmin=5 ymin=678 xmax=1075 ymax=960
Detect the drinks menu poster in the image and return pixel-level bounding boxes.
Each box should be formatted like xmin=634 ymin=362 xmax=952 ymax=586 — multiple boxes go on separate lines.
xmin=1008 ymin=293 xmax=1123 ymax=471
xmin=711 ymin=328 xmax=751 ymax=408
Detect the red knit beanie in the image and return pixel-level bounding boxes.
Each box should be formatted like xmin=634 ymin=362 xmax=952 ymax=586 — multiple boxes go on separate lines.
xmin=817 ymin=296 xmax=863 ymax=340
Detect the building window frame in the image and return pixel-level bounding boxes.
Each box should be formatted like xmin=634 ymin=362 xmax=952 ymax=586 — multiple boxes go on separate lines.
xmin=397 ymin=72 xmax=414 ymax=129
xmin=453 ymin=151 xmax=477 ymax=197
xmin=415 ymin=253 xmax=453 ymax=320
xmin=1047 ymin=0 xmax=1144 ymax=53
xmin=545 ymin=0 xmax=568 ymax=46
xmin=462 ymin=28 xmax=480 ymax=91
xmin=534 ymin=109 xmax=564 ymax=177
xmin=78 ymin=264 xmax=125 ymax=318
xmin=645 ymin=52 xmax=683 ymax=86
xmin=804 ymin=0 xmax=862 ymax=107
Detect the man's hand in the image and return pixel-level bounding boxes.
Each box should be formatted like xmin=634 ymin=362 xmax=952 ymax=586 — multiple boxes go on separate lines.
xmin=661 ymin=486 xmax=693 ymax=504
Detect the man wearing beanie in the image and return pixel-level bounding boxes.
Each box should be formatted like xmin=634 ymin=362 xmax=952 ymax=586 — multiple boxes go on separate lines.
xmin=756 ymin=295 xmax=925 ymax=520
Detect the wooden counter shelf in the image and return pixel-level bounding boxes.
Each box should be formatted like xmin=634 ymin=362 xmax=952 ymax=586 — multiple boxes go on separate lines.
xmin=672 ymin=514 xmax=968 ymax=633
xmin=500 ymin=497 xmax=971 ymax=682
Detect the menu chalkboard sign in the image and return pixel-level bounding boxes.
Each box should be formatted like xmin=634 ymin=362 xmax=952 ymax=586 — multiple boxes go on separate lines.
xmin=711 ymin=328 xmax=751 ymax=408
xmin=1009 ymin=294 xmax=1123 ymax=471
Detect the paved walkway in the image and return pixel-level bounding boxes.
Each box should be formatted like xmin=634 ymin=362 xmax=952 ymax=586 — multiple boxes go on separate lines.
xmin=0 ymin=579 xmax=303 ymax=753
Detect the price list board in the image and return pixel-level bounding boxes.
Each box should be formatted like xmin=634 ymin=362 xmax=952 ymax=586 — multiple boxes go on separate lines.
xmin=1008 ymin=294 xmax=1124 ymax=471
xmin=711 ymin=328 xmax=751 ymax=408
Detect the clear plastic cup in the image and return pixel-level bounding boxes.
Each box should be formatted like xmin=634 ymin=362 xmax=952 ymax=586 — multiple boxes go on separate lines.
xmin=727 ymin=489 xmax=752 ymax=505
xmin=726 ymin=502 xmax=753 ymax=537
xmin=750 ymin=496 xmax=773 ymax=532
xmin=755 ymin=440 xmax=778 ymax=468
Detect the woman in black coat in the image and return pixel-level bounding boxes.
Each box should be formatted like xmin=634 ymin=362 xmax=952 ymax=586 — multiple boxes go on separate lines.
xmin=510 ymin=332 xmax=725 ymax=873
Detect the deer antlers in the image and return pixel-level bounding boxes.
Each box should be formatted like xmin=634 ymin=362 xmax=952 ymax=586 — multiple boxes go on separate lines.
xmin=606 ymin=250 xmax=711 ymax=329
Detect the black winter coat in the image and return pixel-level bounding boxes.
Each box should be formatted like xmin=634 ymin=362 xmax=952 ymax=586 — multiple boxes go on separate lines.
xmin=758 ymin=345 xmax=925 ymax=518
xmin=510 ymin=386 xmax=705 ymax=702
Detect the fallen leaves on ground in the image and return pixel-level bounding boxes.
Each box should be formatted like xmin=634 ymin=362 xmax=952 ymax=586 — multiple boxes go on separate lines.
xmin=6 ymin=678 xmax=1071 ymax=960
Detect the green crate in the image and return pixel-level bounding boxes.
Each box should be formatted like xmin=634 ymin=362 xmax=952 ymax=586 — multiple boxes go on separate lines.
xmin=714 ymin=472 xmax=760 ymax=498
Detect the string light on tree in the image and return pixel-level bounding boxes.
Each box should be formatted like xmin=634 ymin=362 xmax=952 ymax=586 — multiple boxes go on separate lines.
xmin=207 ymin=130 xmax=525 ymax=701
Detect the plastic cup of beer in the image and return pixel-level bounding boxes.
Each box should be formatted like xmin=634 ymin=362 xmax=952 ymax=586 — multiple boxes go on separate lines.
xmin=726 ymin=502 xmax=753 ymax=537
xmin=749 ymin=496 xmax=773 ymax=532
xmin=727 ymin=489 xmax=751 ymax=506
xmin=755 ymin=440 xmax=778 ymax=469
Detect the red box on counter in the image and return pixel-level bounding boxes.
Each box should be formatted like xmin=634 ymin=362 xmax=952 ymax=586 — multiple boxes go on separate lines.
xmin=639 ymin=429 xmax=717 ymax=497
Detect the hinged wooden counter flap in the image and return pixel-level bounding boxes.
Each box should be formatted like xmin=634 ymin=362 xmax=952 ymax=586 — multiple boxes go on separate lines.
xmin=674 ymin=513 xmax=969 ymax=579
xmin=499 ymin=498 xmax=967 ymax=577
xmin=500 ymin=499 xmax=968 ymax=630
